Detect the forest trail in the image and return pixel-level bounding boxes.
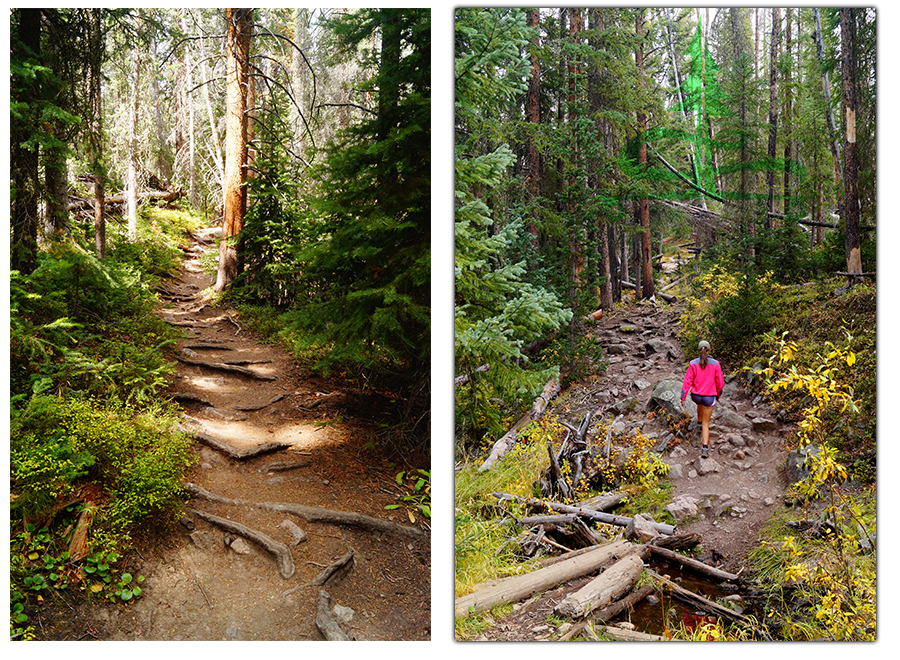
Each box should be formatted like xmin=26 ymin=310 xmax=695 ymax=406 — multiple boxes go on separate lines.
xmin=92 ymin=227 xmax=430 ymax=641
xmin=477 ymin=299 xmax=794 ymax=641
xmin=582 ymin=302 xmax=791 ymax=567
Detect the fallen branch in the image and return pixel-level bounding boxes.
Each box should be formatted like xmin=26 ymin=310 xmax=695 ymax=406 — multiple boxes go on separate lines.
xmin=315 ymin=590 xmax=350 ymax=641
xmin=647 ymin=544 xmax=740 ymax=582
xmin=478 ymin=378 xmax=560 ymax=472
xmin=493 ymin=493 xmax=676 ymax=535
xmin=182 ymin=482 xmax=424 ymax=540
xmin=646 ymin=569 xmax=770 ymax=639
xmin=187 ymin=507 xmax=295 ymax=579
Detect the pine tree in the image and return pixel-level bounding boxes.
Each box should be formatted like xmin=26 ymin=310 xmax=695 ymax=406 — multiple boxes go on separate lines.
xmin=288 ymin=9 xmax=431 ymax=402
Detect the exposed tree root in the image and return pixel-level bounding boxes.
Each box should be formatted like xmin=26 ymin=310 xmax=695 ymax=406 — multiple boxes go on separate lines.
xmin=175 ymin=355 xmax=277 ymax=380
xmin=315 ymin=590 xmax=350 ymax=641
xmin=182 ymin=482 xmax=425 ymax=540
xmin=176 ymin=425 xmax=292 ymax=460
xmin=283 ymin=547 xmax=355 ymax=597
xmin=186 ymin=507 xmax=295 ymax=579
xmin=233 ymin=393 xmax=289 ymax=411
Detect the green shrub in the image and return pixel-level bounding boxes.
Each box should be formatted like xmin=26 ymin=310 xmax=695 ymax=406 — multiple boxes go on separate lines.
xmin=11 ymin=395 xmax=194 ymax=530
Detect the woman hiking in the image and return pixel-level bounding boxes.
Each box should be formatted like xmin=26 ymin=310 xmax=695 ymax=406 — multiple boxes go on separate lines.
xmin=681 ymin=340 xmax=724 ymax=459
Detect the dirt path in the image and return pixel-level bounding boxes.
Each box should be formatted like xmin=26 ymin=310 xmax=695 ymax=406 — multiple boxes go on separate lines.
xmin=81 ymin=228 xmax=430 ymax=641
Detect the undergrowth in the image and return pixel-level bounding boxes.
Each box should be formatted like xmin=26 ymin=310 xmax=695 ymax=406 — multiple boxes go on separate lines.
xmin=9 ymin=205 xmax=204 ymax=641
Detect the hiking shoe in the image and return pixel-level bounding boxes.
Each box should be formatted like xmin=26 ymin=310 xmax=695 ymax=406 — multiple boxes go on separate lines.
xmin=701 ymin=445 xmax=709 ymax=459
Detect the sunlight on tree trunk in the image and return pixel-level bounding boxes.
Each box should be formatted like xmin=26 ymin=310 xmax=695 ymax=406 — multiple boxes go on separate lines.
xmin=215 ymin=7 xmax=252 ymax=293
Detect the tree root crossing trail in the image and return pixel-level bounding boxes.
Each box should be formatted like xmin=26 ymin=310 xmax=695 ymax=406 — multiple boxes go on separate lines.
xmin=105 ymin=226 xmax=430 ymax=641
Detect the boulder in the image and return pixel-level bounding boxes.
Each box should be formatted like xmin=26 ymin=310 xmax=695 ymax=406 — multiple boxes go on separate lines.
xmin=665 ymin=495 xmax=700 ymax=522
xmin=648 ymin=380 xmax=695 ymax=419
xmin=625 ymin=513 xmax=660 ymax=542
xmin=714 ymin=408 xmax=753 ymax=430
xmin=751 ymin=416 xmax=777 ymax=433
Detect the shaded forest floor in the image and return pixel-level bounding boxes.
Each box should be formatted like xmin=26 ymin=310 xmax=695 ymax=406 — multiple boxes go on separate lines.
xmin=38 ymin=229 xmax=430 ymax=641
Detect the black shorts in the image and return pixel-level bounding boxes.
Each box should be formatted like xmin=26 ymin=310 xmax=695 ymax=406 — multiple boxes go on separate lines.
xmin=691 ymin=393 xmax=717 ymax=408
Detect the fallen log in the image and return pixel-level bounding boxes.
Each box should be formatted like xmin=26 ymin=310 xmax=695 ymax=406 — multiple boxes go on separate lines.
xmin=478 ymin=378 xmax=561 ymax=472
xmin=182 ymin=482 xmax=424 ymax=540
xmin=455 ymin=539 xmax=635 ymax=617
xmin=315 ymin=590 xmax=350 ymax=641
xmin=175 ymin=356 xmax=277 ymax=381
xmin=647 ymin=544 xmax=740 ymax=582
xmin=554 ymin=552 xmax=646 ymax=619
xmin=648 ymin=532 xmax=702 ymax=551
xmin=558 ymin=584 xmax=655 ymax=641
xmin=577 ymin=491 xmax=627 ymax=512
xmin=187 ymin=507 xmax=295 ymax=579
xmin=493 ymin=493 xmax=676 ymax=535
xmin=646 ymin=569 xmax=770 ymax=639
xmin=620 ymin=279 xmax=677 ymax=303
xmin=67 ymin=188 xmax=183 ymax=211
xmin=597 ymin=625 xmax=671 ymax=641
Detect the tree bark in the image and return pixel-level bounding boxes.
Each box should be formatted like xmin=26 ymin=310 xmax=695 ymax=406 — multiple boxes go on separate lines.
xmin=90 ymin=8 xmax=106 ymax=259
xmin=813 ymin=8 xmax=842 ymax=186
xmin=215 ymin=7 xmax=252 ymax=292
xmin=127 ymin=46 xmax=140 ymax=241
xmin=840 ymin=8 xmax=862 ymax=282
xmin=635 ymin=10 xmax=654 ymax=300
xmin=765 ymin=8 xmax=780 ymax=229
xmin=10 ymin=8 xmax=41 ymax=274
xmin=455 ymin=539 xmax=636 ymax=617
xmin=525 ymin=8 xmax=542 ymax=203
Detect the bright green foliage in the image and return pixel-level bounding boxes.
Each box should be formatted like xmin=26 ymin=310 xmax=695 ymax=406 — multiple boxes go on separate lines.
xmin=11 ymin=395 xmax=194 ymax=527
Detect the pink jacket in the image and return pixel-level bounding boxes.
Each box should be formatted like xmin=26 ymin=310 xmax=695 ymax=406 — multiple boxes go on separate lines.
xmin=681 ymin=357 xmax=724 ymax=401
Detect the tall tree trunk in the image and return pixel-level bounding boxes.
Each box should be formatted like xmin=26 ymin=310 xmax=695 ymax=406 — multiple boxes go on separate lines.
xmin=765 ymin=8 xmax=780 ymax=230
xmin=782 ymin=8 xmax=793 ymax=219
xmin=127 ymin=46 xmax=140 ymax=241
xmin=215 ymin=7 xmax=252 ymax=292
xmin=813 ymin=8 xmax=843 ymax=187
xmin=840 ymin=8 xmax=862 ymax=281
xmin=90 ymin=8 xmax=106 ymax=259
xmin=635 ymin=9 xmax=653 ymax=300
xmin=525 ymin=8 xmax=542 ymax=204
xmin=11 ymin=8 xmax=41 ymax=274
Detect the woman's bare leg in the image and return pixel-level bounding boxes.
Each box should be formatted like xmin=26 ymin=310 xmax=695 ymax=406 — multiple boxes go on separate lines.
xmin=697 ymin=404 xmax=713 ymax=448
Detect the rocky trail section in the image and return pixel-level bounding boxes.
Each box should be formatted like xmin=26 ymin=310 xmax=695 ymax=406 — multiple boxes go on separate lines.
xmin=90 ymin=227 xmax=430 ymax=641
xmin=473 ymin=300 xmax=796 ymax=641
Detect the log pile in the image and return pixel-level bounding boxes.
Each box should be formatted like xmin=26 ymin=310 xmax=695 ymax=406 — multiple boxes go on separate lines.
xmin=456 ymin=485 xmax=761 ymax=641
